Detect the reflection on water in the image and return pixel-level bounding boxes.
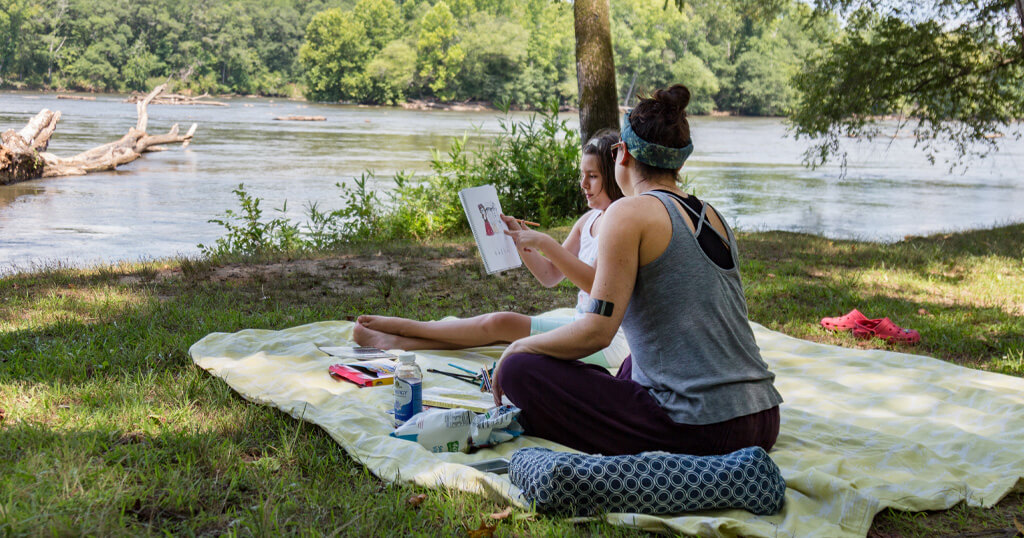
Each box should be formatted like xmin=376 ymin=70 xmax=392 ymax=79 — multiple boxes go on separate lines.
xmin=1 ymin=93 xmax=1022 ymax=273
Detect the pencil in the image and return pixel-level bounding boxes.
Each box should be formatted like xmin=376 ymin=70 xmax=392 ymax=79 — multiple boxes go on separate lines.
xmin=516 ymin=219 xmax=540 ymax=227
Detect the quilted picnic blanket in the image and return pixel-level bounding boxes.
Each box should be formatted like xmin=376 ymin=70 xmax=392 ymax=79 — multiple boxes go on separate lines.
xmin=189 ymin=309 xmax=1024 ymax=537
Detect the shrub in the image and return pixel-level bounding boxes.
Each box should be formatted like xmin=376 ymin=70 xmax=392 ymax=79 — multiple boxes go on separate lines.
xmin=203 ymin=106 xmax=583 ymax=255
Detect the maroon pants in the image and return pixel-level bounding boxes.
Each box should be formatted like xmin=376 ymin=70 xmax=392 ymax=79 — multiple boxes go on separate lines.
xmin=498 ymin=353 xmax=779 ymax=456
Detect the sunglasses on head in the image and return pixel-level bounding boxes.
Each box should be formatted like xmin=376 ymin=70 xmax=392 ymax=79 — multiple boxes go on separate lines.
xmin=611 ymin=141 xmax=626 ymax=159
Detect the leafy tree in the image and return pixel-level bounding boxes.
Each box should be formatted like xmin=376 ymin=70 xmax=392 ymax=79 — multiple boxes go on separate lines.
xmin=453 ymin=12 xmax=528 ymax=102
xmin=505 ymin=0 xmax=575 ymax=106
xmin=353 ymin=0 xmax=402 ymax=50
xmin=299 ymin=7 xmax=370 ymax=101
xmin=415 ymin=1 xmax=464 ymax=100
xmin=791 ymin=0 xmax=1024 ymax=166
xmin=364 ymin=39 xmax=416 ymax=104
xmin=0 ymin=0 xmax=41 ymax=80
xmin=669 ymin=54 xmax=719 ymax=114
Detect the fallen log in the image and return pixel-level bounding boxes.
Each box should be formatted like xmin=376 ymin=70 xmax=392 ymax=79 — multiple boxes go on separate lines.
xmin=124 ymin=91 xmax=227 ymax=106
xmin=274 ymin=115 xmax=326 ymax=121
xmin=0 ymin=84 xmax=198 ymax=185
xmin=57 ymin=94 xmax=96 ymax=101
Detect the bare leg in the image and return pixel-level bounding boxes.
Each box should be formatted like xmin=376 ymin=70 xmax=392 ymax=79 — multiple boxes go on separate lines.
xmin=353 ymin=322 xmax=466 ymax=351
xmin=356 ymin=312 xmax=531 ymax=348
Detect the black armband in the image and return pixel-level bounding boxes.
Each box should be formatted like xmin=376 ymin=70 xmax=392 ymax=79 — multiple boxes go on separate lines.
xmin=587 ymin=298 xmax=614 ymax=317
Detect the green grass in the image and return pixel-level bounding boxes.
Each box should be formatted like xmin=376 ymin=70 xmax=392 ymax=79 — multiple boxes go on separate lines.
xmin=1 ymin=224 xmax=1023 ymax=536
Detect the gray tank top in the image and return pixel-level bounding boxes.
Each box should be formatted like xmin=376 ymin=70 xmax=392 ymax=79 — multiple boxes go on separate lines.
xmin=621 ymin=190 xmax=783 ymax=425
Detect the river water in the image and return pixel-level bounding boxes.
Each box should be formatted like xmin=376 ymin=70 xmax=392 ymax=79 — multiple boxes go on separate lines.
xmin=1 ymin=92 xmax=1022 ymax=273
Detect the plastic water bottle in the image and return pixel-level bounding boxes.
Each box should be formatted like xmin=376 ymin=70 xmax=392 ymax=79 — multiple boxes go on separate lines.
xmin=394 ymin=352 xmax=422 ymax=424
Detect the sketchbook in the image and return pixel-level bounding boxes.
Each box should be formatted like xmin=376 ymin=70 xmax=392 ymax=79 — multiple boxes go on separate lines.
xmin=458 ymin=185 xmax=522 ymax=274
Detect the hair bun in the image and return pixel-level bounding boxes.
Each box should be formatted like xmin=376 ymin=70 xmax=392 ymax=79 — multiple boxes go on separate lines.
xmin=653 ymin=84 xmax=690 ymax=120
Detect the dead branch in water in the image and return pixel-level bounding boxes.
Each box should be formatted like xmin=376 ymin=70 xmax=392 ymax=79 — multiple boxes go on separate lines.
xmin=0 ymin=84 xmax=198 ymax=185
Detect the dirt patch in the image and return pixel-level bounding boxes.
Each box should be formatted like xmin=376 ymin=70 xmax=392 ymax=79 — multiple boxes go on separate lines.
xmin=179 ymin=254 xmax=475 ymax=296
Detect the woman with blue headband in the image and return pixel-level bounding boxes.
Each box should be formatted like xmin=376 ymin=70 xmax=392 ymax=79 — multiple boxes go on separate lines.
xmin=493 ymin=84 xmax=782 ymax=456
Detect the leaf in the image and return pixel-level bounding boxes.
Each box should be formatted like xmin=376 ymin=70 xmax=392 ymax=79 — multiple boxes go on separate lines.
xmin=1013 ymin=516 xmax=1024 ymax=535
xmin=488 ymin=507 xmax=512 ymax=520
xmin=464 ymin=521 xmax=497 ymax=538
xmin=407 ymin=493 xmax=427 ymax=508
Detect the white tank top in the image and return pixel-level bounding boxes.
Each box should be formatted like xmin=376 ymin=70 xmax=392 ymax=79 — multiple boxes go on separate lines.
xmin=573 ymin=210 xmax=602 ymax=318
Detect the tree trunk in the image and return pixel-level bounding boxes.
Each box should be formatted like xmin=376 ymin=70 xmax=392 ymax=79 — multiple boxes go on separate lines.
xmin=574 ymin=0 xmax=619 ymax=145
xmin=1016 ymin=0 xmax=1024 ymax=41
xmin=0 ymin=84 xmax=197 ymax=185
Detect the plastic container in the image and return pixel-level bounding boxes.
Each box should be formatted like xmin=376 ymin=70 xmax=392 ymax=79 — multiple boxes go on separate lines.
xmin=394 ymin=352 xmax=423 ymax=424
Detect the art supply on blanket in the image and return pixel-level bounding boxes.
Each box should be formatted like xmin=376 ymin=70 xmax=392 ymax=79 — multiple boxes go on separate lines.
xmin=422 ymin=387 xmax=499 ymax=413
xmin=426 ymin=368 xmax=480 ymax=387
xmin=318 ymin=345 xmax=398 ymax=360
xmin=328 ymin=358 xmax=398 ymax=387
xmin=391 ymin=406 xmax=523 ymax=453
xmin=394 ymin=352 xmax=423 ymax=424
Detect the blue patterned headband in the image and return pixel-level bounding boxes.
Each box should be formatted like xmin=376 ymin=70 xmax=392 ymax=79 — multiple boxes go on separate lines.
xmin=621 ymin=109 xmax=693 ymax=169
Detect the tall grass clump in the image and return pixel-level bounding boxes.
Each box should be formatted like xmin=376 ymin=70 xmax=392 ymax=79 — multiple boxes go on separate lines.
xmin=202 ymin=103 xmax=582 ymax=255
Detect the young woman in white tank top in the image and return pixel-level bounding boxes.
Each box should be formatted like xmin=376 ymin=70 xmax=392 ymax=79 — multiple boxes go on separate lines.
xmin=353 ymin=131 xmax=631 ymax=370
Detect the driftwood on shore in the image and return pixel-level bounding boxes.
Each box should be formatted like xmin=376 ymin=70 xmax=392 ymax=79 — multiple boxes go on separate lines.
xmin=274 ymin=115 xmax=326 ymax=121
xmin=0 ymin=84 xmax=197 ymax=185
xmin=124 ymin=91 xmax=227 ymax=106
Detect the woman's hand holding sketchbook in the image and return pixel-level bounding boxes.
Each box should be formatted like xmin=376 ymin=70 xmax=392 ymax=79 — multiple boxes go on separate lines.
xmin=458 ymin=185 xmax=523 ymax=274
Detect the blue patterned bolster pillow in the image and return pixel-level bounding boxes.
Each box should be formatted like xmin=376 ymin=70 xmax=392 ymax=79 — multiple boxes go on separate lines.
xmin=508 ymin=446 xmax=786 ymax=516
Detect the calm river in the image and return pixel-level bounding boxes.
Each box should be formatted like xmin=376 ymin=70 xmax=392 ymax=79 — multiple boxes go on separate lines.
xmin=1 ymin=92 xmax=1022 ymax=273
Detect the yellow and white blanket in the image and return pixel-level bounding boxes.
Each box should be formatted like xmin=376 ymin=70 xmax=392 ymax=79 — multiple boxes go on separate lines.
xmin=189 ymin=310 xmax=1024 ymax=537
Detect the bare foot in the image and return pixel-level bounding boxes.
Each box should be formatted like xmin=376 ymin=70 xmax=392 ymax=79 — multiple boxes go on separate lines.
xmin=356 ymin=314 xmax=416 ymax=337
xmin=352 ymin=321 xmax=460 ymax=352
xmin=352 ymin=322 xmax=403 ymax=350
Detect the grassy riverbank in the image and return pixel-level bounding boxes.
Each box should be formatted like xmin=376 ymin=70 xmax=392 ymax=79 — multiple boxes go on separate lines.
xmin=1 ymin=224 xmax=1022 ymax=536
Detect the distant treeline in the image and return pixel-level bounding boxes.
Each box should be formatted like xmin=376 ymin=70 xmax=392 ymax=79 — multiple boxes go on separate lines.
xmin=0 ymin=0 xmax=835 ymax=115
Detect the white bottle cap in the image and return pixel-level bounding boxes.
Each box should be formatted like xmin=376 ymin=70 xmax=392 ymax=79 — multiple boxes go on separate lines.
xmin=398 ymin=352 xmax=416 ymax=363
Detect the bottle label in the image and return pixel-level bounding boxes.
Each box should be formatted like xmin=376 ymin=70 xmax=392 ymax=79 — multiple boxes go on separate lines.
xmin=394 ymin=378 xmax=422 ymax=423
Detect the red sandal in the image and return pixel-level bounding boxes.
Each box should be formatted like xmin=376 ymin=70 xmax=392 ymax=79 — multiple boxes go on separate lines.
xmin=820 ymin=309 xmax=869 ymax=332
xmin=852 ymin=317 xmax=921 ymax=344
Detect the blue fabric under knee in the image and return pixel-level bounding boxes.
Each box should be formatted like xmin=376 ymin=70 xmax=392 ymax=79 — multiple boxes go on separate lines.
xmin=509 ymin=446 xmax=787 ymax=516
xmin=529 ymin=316 xmax=623 ymax=369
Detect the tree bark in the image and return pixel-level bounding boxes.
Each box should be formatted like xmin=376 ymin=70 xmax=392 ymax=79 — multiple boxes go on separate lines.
xmin=1016 ymin=0 xmax=1024 ymax=42
xmin=574 ymin=0 xmax=619 ymax=145
xmin=0 ymin=84 xmax=198 ymax=185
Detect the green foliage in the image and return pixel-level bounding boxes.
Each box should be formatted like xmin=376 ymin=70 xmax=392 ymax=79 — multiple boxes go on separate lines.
xmin=612 ymin=0 xmax=834 ymax=116
xmin=2 ymin=0 xmax=836 ymax=114
xmin=299 ymin=8 xmax=370 ymax=102
xmin=354 ymin=0 xmax=401 ymax=50
xmin=415 ymin=1 xmax=464 ymax=100
xmin=474 ymin=104 xmax=584 ymax=224
xmin=364 ymin=40 xmax=417 ymax=104
xmin=791 ymin=0 xmax=1024 ymax=167
xmin=204 ymin=107 xmax=581 ymax=255
xmin=453 ymin=12 xmax=529 ymax=102
xmin=199 ymin=184 xmax=304 ymax=256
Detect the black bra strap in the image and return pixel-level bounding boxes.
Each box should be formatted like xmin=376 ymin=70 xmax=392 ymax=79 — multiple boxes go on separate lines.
xmin=650 ymin=190 xmax=734 ymax=270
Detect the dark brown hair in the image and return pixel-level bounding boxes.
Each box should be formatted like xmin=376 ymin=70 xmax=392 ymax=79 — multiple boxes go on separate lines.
xmin=581 ymin=129 xmax=624 ymax=202
xmin=629 ymin=84 xmax=692 ymax=176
